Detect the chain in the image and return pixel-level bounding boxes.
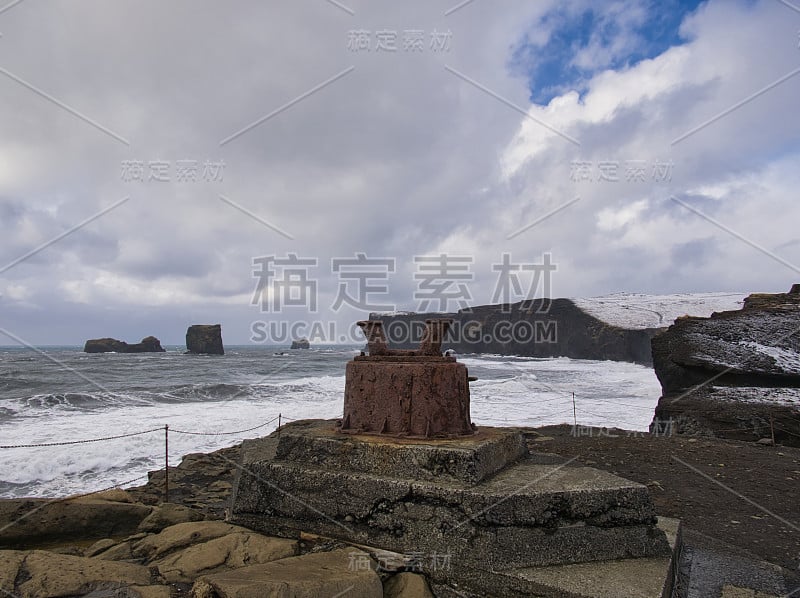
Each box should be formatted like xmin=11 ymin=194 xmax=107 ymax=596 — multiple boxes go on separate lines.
xmin=0 ymin=427 xmax=164 ymax=449
xmin=169 ymin=415 xmax=281 ymax=436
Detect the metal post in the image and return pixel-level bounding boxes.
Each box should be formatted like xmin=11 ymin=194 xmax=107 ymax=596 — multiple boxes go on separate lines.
xmin=572 ymin=393 xmax=577 ymax=429
xmin=770 ymin=412 xmax=776 ymax=446
xmin=164 ymin=424 xmax=169 ymax=503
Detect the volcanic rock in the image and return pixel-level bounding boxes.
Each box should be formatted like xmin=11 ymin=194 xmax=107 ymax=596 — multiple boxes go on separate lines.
xmin=84 ymin=336 xmax=166 ymax=353
xmin=651 ymin=285 xmax=800 ymax=446
xmin=186 ymin=324 xmax=224 ymax=355
xmin=291 ymin=337 xmax=310 ymax=349
xmin=371 ymin=299 xmax=660 ymax=365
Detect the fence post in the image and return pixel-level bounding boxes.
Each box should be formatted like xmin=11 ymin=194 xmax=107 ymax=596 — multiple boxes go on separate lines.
xmin=164 ymin=424 xmax=169 ymax=503
xmin=277 ymin=413 xmax=282 ymax=436
xmin=572 ymin=392 xmax=577 ymax=429
xmin=770 ymin=412 xmax=776 ymax=446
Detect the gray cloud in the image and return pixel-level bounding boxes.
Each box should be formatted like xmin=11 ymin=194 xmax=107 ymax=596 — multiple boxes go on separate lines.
xmin=1 ymin=0 xmax=798 ymax=344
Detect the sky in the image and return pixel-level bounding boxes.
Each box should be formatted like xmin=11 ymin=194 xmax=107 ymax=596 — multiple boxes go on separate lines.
xmin=1 ymin=0 xmax=799 ymax=345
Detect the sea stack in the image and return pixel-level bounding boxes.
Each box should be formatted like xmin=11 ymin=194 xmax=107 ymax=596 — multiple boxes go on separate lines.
xmin=84 ymin=336 xmax=165 ymax=353
xmin=185 ymin=324 xmax=224 ymax=355
xmin=290 ymin=338 xmax=310 ymax=350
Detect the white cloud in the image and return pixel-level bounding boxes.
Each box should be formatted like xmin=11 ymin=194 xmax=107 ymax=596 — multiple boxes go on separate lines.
xmin=0 ymin=0 xmax=798 ymax=343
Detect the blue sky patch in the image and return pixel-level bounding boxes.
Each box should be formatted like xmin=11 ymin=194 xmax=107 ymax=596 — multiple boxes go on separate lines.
xmin=512 ymin=0 xmax=707 ymax=105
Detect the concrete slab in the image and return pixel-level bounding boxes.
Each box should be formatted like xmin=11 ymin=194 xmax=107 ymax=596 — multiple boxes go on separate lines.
xmin=231 ymin=424 xmax=669 ymax=572
xmin=266 ymin=419 xmax=528 ymax=484
xmin=230 ymin=420 xmax=677 ymax=595
xmin=428 ymin=518 xmax=682 ymax=598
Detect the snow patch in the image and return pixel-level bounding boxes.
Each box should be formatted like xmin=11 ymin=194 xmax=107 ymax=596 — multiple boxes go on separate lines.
xmin=738 ymin=341 xmax=800 ymax=374
xmin=572 ymin=292 xmax=747 ymax=329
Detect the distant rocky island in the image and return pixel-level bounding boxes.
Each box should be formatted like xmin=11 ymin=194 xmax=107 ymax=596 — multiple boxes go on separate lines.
xmin=290 ymin=338 xmax=310 ymax=350
xmin=185 ymin=324 xmax=224 ymax=355
xmin=83 ymin=336 xmax=165 ymax=353
xmin=83 ymin=324 xmax=225 ymax=355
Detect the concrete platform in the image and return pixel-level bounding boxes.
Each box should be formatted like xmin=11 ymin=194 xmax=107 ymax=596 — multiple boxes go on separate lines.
xmin=429 ymin=518 xmax=681 ymax=598
xmin=272 ymin=419 xmax=528 ymax=484
xmin=230 ymin=420 xmax=672 ymax=576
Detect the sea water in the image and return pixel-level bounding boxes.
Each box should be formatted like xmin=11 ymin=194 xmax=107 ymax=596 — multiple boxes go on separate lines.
xmin=0 ymin=346 xmax=661 ymax=498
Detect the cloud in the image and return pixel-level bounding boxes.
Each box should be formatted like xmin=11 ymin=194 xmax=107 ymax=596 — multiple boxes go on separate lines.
xmin=0 ymin=0 xmax=797 ymax=344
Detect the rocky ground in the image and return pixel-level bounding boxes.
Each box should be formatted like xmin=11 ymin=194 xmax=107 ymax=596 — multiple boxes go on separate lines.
xmin=0 ymin=444 xmax=433 ymax=598
xmin=123 ymin=426 xmax=800 ymax=575
xmin=133 ymin=425 xmax=800 ymax=594
xmin=2 ymin=425 xmax=799 ymax=597
xmin=532 ymin=425 xmax=800 ymax=574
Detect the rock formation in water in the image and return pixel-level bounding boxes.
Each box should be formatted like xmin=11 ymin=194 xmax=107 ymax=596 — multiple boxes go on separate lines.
xmin=651 ymin=284 xmax=800 ymax=446
xmin=83 ymin=336 xmax=165 ymax=353
xmin=185 ymin=324 xmax=224 ymax=355
xmin=290 ymin=338 xmax=310 ymax=350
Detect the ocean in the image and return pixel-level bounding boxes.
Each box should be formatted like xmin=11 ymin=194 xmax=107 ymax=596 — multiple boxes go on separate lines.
xmin=0 ymin=346 xmax=661 ymax=498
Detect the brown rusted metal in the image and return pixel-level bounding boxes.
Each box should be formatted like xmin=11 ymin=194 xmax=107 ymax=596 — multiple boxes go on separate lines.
xmin=341 ymin=319 xmax=475 ymax=438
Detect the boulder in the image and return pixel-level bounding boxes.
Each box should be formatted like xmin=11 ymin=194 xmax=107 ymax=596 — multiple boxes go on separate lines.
xmin=651 ymin=285 xmax=800 ymax=446
xmin=84 ymin=336 xmax=166 ymax=353
xmin=84 ymin=538 xmax=118 ymax=557
xmin=0 ymin=496 xmax=153 ymax=548
xmin=134 ymin=521 xmax=248 ymax=561
xmin=154 ymin=531 xmax=298 ymax=583
xmin=93 ymin=539 xmax=137 ymax=561
xmin=384 ymin=572 xmax=436 ymax=597
xmin=186 ymin=324 xmax=224 ymax=355
xmin=10 ymin=550 xmax=151 ymax=597
xmin=291 ymin=337 xmax=310 ymax=349
xmin=137 ymin=502 xmax=205 ymax=533
xmin=0 ymin=551 xmax=27 ymax=595
xmin=127 ymin=586 xmax=174 ymax=598
xmin=192 ymin=548 xmax=383 ymax=598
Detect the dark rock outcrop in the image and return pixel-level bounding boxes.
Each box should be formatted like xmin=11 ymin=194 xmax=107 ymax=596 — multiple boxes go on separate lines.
xmin=186 ymin=324 xmax=224 ymax=355
xmin=83 ymin=336 xmax=165 ymax=353
xmin=370 ymin=299 xmax=660 ymax=365
xmin=290 ymin=338 xmax=310 ymax=350
xmin=651 ymin=285 xmax=800 ymax=446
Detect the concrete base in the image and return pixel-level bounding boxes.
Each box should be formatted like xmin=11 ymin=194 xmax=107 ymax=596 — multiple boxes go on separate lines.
xmin=429 ymin=518 xmax=681 ymax=598
xmin=272 ymin=419 xmax=527 ymax=484
xmin=230 ymin=420 xmax=673 ymax=582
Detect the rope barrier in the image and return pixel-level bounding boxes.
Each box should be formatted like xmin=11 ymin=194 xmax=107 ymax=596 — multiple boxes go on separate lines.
xmin=0 ymin=426 xmax=164 ymax=449
xmin=170 ymin=415 xmax=281 ymax=436
xmin=1 ymin=415 xmax=287 ymax=448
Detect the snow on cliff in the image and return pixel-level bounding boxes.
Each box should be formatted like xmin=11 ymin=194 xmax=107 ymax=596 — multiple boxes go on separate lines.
xmin=572 ymin=293 xmax=748 ymax=330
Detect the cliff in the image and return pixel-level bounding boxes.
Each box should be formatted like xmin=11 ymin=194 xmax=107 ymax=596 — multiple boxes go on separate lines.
xmin=651 ymin=285 xmax=800 ymax=446
xmin=371 ymin=298 xmax=661 ymax=365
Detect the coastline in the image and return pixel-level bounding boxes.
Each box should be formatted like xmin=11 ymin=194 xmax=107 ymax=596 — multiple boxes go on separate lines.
xmin=2 ymin=424 xmax=798 ymax=596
